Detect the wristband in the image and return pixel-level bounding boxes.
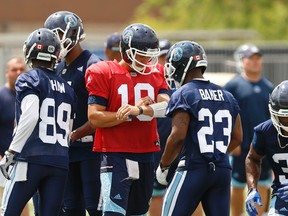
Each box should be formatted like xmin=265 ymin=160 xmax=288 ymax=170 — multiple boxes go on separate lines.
xmin=247 ymin=187 xmax=257 ymax=195
xmin=137 ymin=106 xmax=143 ymax=115
xmin=160 ymin=163 xmax=170 ymax=171
xmin=148 ymin=101 xmax=168 ymax=118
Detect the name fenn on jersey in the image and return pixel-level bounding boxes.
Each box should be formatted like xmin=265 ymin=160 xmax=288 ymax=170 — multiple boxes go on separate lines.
xmin=199 ymin=89 xmax=224 ymax=101
xmin=50 ymin=79 xmax=66 ymax=93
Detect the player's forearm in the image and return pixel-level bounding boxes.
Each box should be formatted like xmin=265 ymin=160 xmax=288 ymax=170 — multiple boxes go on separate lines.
xmin=133 ymin=102 xmax=168 ymax=118
xmin=245 ymin=153 xmax=261 ymax=189
xmin=227 ymin=137 xmax=242 ymax=154
xmin=160 ymin=135 xmax=184 ymax=168
xmin=70 ymin=121 xmax=95 ymax=141
xmin=228 ymin=114 xmax=242 ymax=154
xmin=160 ymin=111 xmax=188 ymax=168
xmin=88 ymin=110 xmax=126 ymax=128
xmin=138 ymin=94 xmax=169 ymax=118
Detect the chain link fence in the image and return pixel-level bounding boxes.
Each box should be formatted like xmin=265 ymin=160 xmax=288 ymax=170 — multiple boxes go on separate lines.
xmin=1 ymin=33 xmax=287 ymax=86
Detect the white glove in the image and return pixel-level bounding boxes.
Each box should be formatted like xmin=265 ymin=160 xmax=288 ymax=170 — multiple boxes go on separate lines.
xmin=277 ymin=183 xmax=288 ymax=202
xmin=0 ymin=151 xmax=15 ymax=180
xmin=245 ymin=188 xmax=262 ymax=216
xmin=156 ymin=165 xmax=169 ymax=186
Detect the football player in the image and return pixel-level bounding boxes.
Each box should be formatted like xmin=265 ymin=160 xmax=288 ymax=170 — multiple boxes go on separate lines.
xmin=85 ymin=23 xmax=170 ymax=215
xmin=156 ymin=40 xmax=243 ymax=216
xmin=224 ymin=43 xmax=273 ymax=216
xmin=0 ymin=28 xmax=77 ymax=216
xmin=245 ymin=80 xmax=288 ymax=216
xmin=44 ymin=11 xmax=102 ymax=216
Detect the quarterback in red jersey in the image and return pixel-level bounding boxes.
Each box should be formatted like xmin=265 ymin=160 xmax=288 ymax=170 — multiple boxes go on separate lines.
xmin=85 ymin=23 xmax=169 ymax=215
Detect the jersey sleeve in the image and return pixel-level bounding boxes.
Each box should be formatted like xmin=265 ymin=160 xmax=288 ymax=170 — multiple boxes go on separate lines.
xmin=15 ymin=69 xmax=40 ymax=102
xmin=156 ymin=64 xmax=169 ymax=94
xmin=85 ymin=62 xmax=110 ymax=99
xmin=166 ymin=90 xmax=190 ymax=118
xmin=251 ymin=124 xmax=266 ymax=156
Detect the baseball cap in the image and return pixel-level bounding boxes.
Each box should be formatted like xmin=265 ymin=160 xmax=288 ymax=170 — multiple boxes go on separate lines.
xmin=105 ymin=32 xmax=121 ymax=51
xmin=159 ymin=39 xmax=172 ymax=56
xmin=236 ymin=43 xmax=262 ymax=59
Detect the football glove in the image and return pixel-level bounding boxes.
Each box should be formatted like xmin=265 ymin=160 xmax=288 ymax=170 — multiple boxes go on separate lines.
xmin=0 ymin=151 xmax=15 ymax=180
xmin=156 ymin=165 xmax=169 ymax=186
xmin=245 ymin=188 xmax=262 ymax=216
xmin=276 ymin=183 xmax=288 ymax=202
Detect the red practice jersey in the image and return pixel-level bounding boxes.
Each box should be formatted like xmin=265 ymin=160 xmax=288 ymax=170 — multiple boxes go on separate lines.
xmin=86 ymin=60 xmax=168 ymax=153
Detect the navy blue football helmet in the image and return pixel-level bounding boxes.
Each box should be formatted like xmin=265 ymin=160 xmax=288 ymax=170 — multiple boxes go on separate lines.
xmin=120 ymin=23 xmax=160 ymax=74
xmin=44 ymin=11 xmax=85 ymax=58
xmin=165 ymin=40 xmax=207 ymax=89
xmin=23 ymin=28 xmax=61 ymax=69
xmin=269 ymin=80 xmax=288 ymax=143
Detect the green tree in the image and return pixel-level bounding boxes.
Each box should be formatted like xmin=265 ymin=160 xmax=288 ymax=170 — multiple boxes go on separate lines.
xmin=132 ymin=0 xmax=288 ymax=40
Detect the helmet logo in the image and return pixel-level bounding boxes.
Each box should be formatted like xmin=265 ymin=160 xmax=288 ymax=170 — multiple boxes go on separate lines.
xmin=35 ymin=44 xmax=44 ymax=49
xmin=194 ymin=55 xmax=202 ymax=60
xmin=122 ymin=30 xmax=133 ymax=44
xmin=48 ymin=45 xmax=55 ymax=53
xmin=172 ymin=47 xmax=183 ymax=62
xmin=64 ymin=15 xmax=78 ymax=27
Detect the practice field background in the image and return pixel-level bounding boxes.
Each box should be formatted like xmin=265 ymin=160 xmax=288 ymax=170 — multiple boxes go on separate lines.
xmin=1 ymin=31 xmax=288 ymax=88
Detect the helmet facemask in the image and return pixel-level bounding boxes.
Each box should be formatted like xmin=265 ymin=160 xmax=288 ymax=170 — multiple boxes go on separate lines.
xmin=120 ymin=24 xmax=160 ymax=75
xmin=269 ymin=80 xmax=288 ymax=148
xmin=164 ymin=62 xmax=177 ymax=90
xmin=165 ymin=52 xmax=197 ymax=90
xmin=269 ymin=104 xmax=288 ymax=148
xmin=52 ymin=23 xmax=85 ymax=59
xmin=125 ymin=35 xmax=159 ymax=75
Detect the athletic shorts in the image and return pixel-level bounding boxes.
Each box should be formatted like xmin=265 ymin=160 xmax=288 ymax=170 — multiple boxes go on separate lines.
xmin=163 ymin=166 xmax=231 ymax=216
xmin=100 ymin=153 xmax=154 ymax=215
xmin=231 ymin=150 xmax=272 ymax=187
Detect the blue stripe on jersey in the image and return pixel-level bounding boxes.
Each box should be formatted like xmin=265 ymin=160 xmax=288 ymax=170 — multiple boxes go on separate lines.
xmin=88 ymin=95 xmax=107 ymax=106
xmin=158 ymin=88 xmax=169 ymax=95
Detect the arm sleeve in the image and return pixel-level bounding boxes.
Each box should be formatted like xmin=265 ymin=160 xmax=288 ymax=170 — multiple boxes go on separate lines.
xmin=9 ymin=94 xmax=39 ymax=153
xmin=85 ymin=62 xmax=110 ymax=99
xmin=251 ymin=127 xmax=266 ymax=156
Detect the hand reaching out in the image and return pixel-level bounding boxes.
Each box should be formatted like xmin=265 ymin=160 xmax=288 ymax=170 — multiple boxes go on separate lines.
xmin=245 ymin=188 xmax=262 ymax=216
